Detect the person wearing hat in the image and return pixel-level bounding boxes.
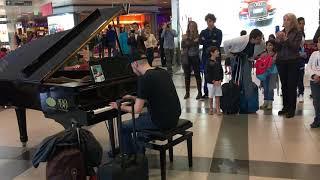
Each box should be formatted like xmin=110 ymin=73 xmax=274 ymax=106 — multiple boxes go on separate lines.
xmin=110 ymin=58 xmax=181 ymax=154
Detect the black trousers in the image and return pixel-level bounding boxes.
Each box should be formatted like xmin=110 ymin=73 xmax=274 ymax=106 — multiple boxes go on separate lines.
xmin=277 ymin=63 xmax=299 ymax=113
xmin=146 ymin=48 xmax=154 ymax=66
xmin=182 ymin=55 xmax=202 ymax=94
xmin=160 ymin=45 xmax=166 ymax=66
xmin=297 ymin=69 xmax=305 ymax=95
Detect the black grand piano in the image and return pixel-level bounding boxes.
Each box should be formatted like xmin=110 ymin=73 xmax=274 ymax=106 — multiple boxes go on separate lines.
xmin=0 ymin=7 xmax=137 ymax=153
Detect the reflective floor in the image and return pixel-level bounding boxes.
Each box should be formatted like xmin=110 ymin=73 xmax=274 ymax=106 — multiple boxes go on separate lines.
xmin=0 ymin=60 xmax=319 ymax=180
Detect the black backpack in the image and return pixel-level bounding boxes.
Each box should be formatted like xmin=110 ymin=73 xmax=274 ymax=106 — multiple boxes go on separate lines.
xmin=46 ymin=147 xmax=86 ymax=180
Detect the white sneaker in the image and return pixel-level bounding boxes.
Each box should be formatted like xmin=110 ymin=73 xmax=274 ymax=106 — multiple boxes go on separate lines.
xmin=298 ymin=95 xmax=304 ymax=103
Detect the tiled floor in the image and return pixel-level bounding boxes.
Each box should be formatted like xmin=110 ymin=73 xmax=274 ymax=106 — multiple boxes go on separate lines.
xmin=0 ymin=61 xmax=320 ymax=180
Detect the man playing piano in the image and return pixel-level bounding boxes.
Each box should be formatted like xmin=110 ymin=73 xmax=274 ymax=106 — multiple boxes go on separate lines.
xmin=110 ymin=58 xmax=181 ymax=154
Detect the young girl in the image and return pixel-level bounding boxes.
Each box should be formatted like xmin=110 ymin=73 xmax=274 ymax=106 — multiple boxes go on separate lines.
xmin=307 ymin=36 xmax=320 ymax=128
xmin=256 ymin=40 xmax=277 ymax=110
xmin=206 ymin=46 xmax=223 ymax=115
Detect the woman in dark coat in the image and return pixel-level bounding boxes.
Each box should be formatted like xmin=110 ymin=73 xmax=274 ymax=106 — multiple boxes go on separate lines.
xmin=276 ymin=13 xmax=303 ymax=118
xmin=181 ymin=21 xmax=202 ymax=100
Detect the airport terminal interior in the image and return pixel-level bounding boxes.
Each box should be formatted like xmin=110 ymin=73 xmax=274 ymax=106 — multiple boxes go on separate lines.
xmin=0 ymin=0 xmax=320 ymax=180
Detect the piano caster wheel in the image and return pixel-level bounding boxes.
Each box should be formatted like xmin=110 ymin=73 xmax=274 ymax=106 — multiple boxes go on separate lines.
xmin=108 ymin=148 xmax=120 ymax=158
xmin=22 ymin=142 xmax=27 ymax=147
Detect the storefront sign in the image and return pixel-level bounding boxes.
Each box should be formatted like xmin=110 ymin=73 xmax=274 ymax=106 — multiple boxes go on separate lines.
xmin=40 ymin=2 xmax=53 ymax=17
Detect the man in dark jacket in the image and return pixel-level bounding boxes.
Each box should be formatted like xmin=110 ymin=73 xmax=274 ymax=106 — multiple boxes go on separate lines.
xmin=199 ymin=13 xmax=223 ymax=98
xmin=297 ymin=17 xmax=306 ymax=103
xmin=106 ymin=25 xmax=118 ymax=57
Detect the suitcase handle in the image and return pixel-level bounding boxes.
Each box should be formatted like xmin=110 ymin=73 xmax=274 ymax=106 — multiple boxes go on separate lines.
xmin=116 ymin=99 xmax=139 ymax=167
xmin=116 ymin=99 xmax=138 ymax=148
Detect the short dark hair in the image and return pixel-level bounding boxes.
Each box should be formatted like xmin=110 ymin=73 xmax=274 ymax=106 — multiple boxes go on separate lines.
xmin=144 ymin=21 xmax=150 ymax=26
xmin=120 ymin=27 xmax=124 ymax=33
xmin=297 ymin=17 xmax=305 ymax=22
xmin=132 ymin=22 xmax=139 ymax=27
xmin=240 ymin=30 xmax=247 ymax=36
xmin=249 ymin=29 xmax=263 ymax=39
xmin=268 ymin=34 xmax=276 ymax=40
xmin=205 ymin=13 xmax=216 ymax=22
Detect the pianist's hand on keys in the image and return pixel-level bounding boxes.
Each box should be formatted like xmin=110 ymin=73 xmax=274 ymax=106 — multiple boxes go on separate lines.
xmin=93 ymin=102 xmax=131 ymax=115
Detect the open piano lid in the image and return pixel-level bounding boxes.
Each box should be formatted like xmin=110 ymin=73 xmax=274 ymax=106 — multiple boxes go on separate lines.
xmin=0 ymin=7 xmax=125 ymax=83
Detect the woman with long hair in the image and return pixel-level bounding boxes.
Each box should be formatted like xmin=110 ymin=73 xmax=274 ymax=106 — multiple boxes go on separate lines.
xmin=276 ymin=13 xmax=303 ymax=118
xmin=181 ymin=21 xmax=202 ymax=99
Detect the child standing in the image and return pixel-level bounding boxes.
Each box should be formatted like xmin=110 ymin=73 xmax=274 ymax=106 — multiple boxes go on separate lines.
xmin=256 ymin=40 xmax=278 ymax=110
xmin=307 ymin=37 xmax=320 ymax=128
xmin=206 ymin=46 xmax=224 ymax=115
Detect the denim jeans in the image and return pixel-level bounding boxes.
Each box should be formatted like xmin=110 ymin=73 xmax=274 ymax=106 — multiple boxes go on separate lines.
xmin=263 ymin=75 xmax=274 ymax=101
xmin=121 ymin=112 xmax=159 ymax=154
xmin=164 ymin=48 xmax=174 ymax=76
xmin=311 ymin=81 xmax=320 ymax=122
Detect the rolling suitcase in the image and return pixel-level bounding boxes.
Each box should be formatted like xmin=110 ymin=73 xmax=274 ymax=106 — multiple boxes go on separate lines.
xmin=239 ymin=55 xmax=259 ymax=114
xmin=97 ymin=99 xmax=149 ymax=180
xmin=239 ymin=82 xmax=259 ymax=114
xmin=220 ymin=55 xmax=242 ymax=114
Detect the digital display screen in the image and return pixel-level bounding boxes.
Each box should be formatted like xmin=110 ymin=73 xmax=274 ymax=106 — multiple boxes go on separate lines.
xmin=179 ymin=0 xmax=319 ymax=42
xmin=47 ymin=13 xmax=75 ymax=35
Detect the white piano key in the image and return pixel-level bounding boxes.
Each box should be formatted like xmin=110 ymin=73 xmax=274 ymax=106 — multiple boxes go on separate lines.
xmin=92 ymin=102 xmax=131 ymax=115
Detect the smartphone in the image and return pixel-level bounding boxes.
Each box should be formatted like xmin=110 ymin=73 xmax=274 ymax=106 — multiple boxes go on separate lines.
xmin=275 ymin=25 xmax=280 ymax=33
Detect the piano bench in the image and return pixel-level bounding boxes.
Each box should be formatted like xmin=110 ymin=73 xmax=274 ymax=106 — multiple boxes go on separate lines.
xmin=139 ymin=119 xmax=193 ymax=180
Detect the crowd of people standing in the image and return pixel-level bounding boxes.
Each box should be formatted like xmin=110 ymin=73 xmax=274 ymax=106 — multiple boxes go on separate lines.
xmin=178 ymin=12 xmax=320 ymax=128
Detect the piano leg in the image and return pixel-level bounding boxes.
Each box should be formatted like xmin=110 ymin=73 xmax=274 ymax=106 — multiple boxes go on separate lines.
xmin=15 ymin=108 xmax=28 ymax=147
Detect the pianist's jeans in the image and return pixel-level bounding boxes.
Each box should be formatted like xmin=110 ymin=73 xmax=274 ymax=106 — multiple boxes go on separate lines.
xmin=121 ymin=112 xmax=159 ymax=154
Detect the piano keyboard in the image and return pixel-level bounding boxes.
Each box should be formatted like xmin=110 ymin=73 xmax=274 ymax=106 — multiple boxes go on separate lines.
xmin=92 ymin=102 xmax=131 ymax=115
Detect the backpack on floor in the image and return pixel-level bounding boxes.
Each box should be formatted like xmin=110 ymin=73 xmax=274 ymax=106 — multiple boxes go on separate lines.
xmin=46 ymin=147 xmax=86 ymax=180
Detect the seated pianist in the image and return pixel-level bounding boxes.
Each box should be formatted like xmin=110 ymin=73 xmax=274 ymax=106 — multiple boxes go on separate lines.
xmin=110 ymin=58 xmax=181 ymax=154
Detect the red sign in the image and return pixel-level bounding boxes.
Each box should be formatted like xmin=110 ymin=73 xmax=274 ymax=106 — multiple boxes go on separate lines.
xmin=40 ymin=2 xmax=53 ymax=17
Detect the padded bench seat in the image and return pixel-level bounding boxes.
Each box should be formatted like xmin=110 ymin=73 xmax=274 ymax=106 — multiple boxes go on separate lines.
xmin=139 ymin=119 xmax=193 ymax=180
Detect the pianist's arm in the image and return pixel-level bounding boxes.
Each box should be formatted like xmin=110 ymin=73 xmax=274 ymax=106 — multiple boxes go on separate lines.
xmin=110 ymin=98 xmax=145 ymax=114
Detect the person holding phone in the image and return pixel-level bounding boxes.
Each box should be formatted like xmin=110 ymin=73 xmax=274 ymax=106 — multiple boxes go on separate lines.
xmin=128 ymin=23 xmax=147 ymax=61
xmin=275 ymin=13 xmax=303 ymax=118
xmin=161 ymin=22 xmax=177 ymax=77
